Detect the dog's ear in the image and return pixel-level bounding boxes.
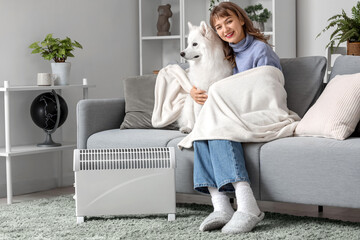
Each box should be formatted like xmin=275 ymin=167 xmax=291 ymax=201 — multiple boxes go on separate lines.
xmin=199 ymin=21 xmax=211 ymax=37
xmin=188 ymin=22 xmax=194 ymax=31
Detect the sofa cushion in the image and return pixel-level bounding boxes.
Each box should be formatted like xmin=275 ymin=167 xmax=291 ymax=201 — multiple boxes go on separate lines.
xmin=120 ymin=74 xmax=177 ymax=130
xmin=167 ymin=136 xmax=265 ymax=199
xmin=260 ymin=137 xmax=360 ymax=208
xmin=295 ymin=73 xmax=360 ymax=140
xmin=280 ymin=56 xmax=326 ymax=118
xmin=329 ymin=55 xmax=360 ymax=81
xmin=166 ymin=137 xmax=199 ymax=195
xmin=87 ymin=129 xmax=185 ymax=149
xmin=241 ymin=142 xmax=265 ymax=200
xmin=328 ymin=55 xmax=360 ymax=137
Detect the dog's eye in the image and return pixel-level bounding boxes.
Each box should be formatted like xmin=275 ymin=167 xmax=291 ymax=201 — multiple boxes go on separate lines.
xmin=193 ymin=43 xmax=198 ymax=47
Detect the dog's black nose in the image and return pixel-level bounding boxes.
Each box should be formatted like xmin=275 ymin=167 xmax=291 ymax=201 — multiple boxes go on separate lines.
xmin=180 ymin=52 xmax=185 ymax=57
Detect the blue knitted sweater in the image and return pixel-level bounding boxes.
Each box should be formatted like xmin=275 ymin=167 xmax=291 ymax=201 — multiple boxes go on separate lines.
xmin=229 ymin=34 xmax=282 ymax=74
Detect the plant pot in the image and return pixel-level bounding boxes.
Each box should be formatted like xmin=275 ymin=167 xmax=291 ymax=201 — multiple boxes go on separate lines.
xmin=253 ymin=21 xmax=265 ymax=32
xmin=347 ymin=41 xmax=360 ymax=56
xmin=51 ymin=62 xmax=71 ymax=85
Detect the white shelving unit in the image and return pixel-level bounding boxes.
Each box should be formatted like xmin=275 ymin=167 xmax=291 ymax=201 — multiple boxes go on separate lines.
xmin=139 ymin=0 xmax=184 ymax=75
xmin=0 ymin=80 xmax=95 ymax=204
xmin=139 ymin=0 xmax=296 ymax=75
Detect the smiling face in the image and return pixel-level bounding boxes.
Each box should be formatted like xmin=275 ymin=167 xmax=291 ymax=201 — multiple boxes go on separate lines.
xmin=213 ymin=11 xmax=245 ymax=44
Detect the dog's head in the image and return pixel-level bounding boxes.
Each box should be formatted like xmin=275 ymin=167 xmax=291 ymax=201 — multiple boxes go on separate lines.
xmin=180 ymin=21 xmax=215 ymax=61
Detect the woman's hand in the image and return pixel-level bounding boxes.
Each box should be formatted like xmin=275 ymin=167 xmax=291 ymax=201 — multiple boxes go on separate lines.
xmin=190 ymin=86 xmax=208 ymax=105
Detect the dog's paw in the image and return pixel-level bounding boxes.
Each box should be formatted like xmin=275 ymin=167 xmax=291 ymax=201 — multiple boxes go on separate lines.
xmin=180 ymin=127 xmax=192 ymax=134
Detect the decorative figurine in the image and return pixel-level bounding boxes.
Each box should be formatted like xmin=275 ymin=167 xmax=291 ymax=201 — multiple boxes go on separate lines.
xmin=157 ymin=4 xmax=172 ymax=36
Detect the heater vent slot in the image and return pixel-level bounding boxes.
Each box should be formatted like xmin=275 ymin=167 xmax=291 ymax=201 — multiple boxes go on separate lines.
xmin=75 ymin=147 xmax=174 ymax=171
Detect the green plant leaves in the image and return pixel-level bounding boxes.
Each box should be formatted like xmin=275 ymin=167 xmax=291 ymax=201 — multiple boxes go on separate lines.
xmin=209 ymin=0 xmax=219 ymax=12
xmin=31 ymin=49 xmax=41 ymax=54
xmin=28 ymin=34 xmax=82 ymax=62
xmin=59 ymin=48 xmax=66 ymax=56
xmin=317 ymin=1 xmax=360 ymax=51
xmin=29 ymin=42 xmax=40 ymax=49
xmin=73 ymin=41 xmax=83 ymax=49
xmin=245 ymin=4 xmax=271 ymax=23
xmin=45 ymin=33 xmax=53 ymax=40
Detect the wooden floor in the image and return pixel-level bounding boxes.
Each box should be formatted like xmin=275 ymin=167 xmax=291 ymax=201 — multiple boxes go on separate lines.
xmin=1 ymin=187 xmax=360 ymax=223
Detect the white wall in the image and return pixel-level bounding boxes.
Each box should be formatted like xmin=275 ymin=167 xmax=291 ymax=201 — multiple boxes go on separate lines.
xmin=0 ymin=0 xmax=139 ymax=197
xmin=296 ymin=0 xmax=358 ymax=57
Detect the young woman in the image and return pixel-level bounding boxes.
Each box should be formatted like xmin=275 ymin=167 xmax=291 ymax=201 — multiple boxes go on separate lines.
xmin=190 ymin=2 xmax=282 ymax=234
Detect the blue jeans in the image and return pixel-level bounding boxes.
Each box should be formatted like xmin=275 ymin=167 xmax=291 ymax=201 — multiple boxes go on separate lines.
xmin=193 ymin=140 xmax=250 ymax=194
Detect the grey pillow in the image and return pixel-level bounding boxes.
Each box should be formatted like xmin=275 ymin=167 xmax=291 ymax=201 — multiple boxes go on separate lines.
xmin=120 ymin=74 xmax=178 ymax=130
xmin=329 ymin=55 xmax=360 ymax=81
xmin=280 ymin=56 xmax=327 ymax=118
xmin=329 ymin=55 xmax=360 ymax=137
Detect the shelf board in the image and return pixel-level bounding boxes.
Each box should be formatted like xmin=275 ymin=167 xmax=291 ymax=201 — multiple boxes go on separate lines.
xmin=0 ymin=84 xmax=96 ymax=92
xmin=142 ymin=35 xmax=181 ymax=40
xmin=263 ymin=31 xmax=273 ymax=36
xmin=0 ymin=142 xmax=76 ymax=157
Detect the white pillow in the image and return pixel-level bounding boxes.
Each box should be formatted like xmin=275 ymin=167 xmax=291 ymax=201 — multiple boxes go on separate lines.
xmin=295 ymin=73 xmax=360 ymax=140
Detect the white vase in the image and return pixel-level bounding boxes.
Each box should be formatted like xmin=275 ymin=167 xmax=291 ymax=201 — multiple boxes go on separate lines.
xmin=51 ymin=62 xmax=71 ymax=85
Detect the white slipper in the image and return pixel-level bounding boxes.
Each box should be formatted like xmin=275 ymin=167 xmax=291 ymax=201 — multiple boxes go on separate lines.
xmin=199 ymin=211 xmax=233 ymax=232
xmin=221 ymin=211 xmax=265 ymax=234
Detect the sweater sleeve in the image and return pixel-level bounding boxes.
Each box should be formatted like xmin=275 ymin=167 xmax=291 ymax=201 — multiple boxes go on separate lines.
xmin=255 ymin=44 xmax=282 ymax=71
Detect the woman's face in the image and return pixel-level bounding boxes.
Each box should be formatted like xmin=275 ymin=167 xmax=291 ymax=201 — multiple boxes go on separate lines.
xmin=213 ymin=11 xmax=245 ymax=44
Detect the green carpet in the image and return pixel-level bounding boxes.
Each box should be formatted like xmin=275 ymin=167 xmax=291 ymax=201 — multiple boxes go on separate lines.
xmin=0 ymin=195 xmax=359 ymax=240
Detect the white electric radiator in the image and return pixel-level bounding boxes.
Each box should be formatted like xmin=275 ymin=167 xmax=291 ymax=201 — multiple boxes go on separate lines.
xmin=73 ymin=147 xmax=176 ymax=224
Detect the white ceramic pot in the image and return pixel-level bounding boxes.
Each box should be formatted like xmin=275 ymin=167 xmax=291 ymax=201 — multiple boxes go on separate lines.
xmin=253 ymin=21 xmax=265 ymax=32
xmin=51 ymin=62 xmax=71 ymax=85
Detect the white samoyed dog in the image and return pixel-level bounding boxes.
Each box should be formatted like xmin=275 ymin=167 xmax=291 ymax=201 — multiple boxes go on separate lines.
xmin=177 ymin=21 xmax=232 ymax=133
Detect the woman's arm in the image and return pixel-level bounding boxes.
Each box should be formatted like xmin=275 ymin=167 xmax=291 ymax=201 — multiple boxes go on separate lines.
xmin=255 ymin=44 xmax=282 ymax=71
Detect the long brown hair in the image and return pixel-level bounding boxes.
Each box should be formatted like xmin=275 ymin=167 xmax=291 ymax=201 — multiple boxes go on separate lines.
xmin=210 ymin=2 xmax=270 ymax=67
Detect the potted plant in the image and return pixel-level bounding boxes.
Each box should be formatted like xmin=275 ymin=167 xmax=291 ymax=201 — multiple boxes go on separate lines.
xmin=245 ymin=4 xmax=271 ymax=32
xmin=29 ymin=34 xmax=83 ymax=85
xmin=209 ymin=0 xmax=219 ymax=12
xmin=316 ymin=1 xmax=360 ymax=55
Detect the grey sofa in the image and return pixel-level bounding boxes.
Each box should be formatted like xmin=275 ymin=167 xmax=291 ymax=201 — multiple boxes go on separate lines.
xmin=77 ymin=56 xmax=360 ymax=209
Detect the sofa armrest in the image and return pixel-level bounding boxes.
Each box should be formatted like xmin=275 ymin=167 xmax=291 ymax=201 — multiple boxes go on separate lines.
xmin=77 ymin=98 xmax=125 ymax=149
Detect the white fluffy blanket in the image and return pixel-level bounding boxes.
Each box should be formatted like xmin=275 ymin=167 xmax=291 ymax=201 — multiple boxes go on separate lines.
xmin=152 ymin=64 xmax=193 ymax=128
xmin=152 ymin=64 xmax=300 ymax=149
